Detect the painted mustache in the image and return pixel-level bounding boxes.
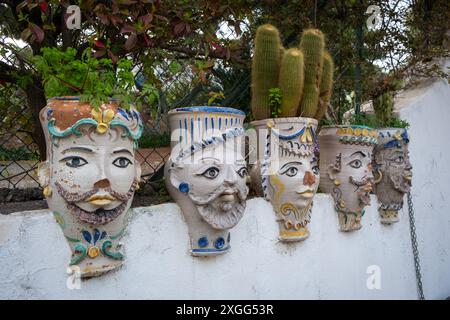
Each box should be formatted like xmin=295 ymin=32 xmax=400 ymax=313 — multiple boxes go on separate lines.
xmin=55 ymin=179 xmax=139 ymax=204
xmin=349 ymin=176 xmax=373 ymax=188
xmin=189 ymin=183 xmax=248 ymax=206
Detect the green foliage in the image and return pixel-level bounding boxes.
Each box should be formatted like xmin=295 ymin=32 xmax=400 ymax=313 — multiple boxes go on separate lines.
xmin=139 ymin=133 xmax=170 ymax=148
xmin=371 ymin=89 xmax=409 ymax=128
xmin=268 ymin=87 xmax=282 ymax=118
xmin=348 ymin=112 xmax=410 ymax=129
xmin=0 ymin=146 xmax=39 ymax=161
xmin=32 ymin=47 xmax=139 ymax=109
xmin=348 ymin=113 xmax=381 ymax=128
xmin=207 ymin=91 xmax=225 ymax=106
xmin=387 ymin=118 xmax=410 ymax=129
xmin=372 ymin=91 xmax=393 ymax=124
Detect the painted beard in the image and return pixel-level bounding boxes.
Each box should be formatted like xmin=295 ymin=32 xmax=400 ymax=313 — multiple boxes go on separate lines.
xmin=188 ymin=183 xmax=248 ymax=230
xmin=390 ymin=173 xmax=412 ymax=194
xmin=55 ymin=179 xmax=138 ymax=225
xmin=350 ymin=176 xmax=373 ymax=206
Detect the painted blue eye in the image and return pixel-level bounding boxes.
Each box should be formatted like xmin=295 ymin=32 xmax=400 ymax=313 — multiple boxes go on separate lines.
xmin=237 ymin=167 xmax=248 ymax=178
xmin=113 ymin=157 xmax=132 ymax=168
xmin=63 ymin=156 xmax=87 ymax=168
xmin=312 ymin=166 xmax=319 ymax=175
xmin=202 ymin=167 xmax=220 ymax=179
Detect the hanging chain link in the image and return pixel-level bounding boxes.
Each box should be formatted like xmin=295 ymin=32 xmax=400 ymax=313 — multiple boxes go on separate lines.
xmin=407 ymin=192 xmax=425 ymax=300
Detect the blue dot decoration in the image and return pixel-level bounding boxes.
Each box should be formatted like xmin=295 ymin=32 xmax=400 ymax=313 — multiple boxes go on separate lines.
xmin=198 ymin=236 xmax=208 ymax=248
xmin=179 ymin=182 xmax=189 ymax=193
xmin=215 ymin=237 xmax=225 ymax=249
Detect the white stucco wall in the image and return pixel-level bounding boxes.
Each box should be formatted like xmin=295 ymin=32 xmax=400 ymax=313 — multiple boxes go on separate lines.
xmin=1 ymin=72 xmax=449 ymax=300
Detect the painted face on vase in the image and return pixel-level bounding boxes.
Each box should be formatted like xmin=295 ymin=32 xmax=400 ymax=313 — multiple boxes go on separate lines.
xmin=165 ymin=107 xmax=248 ymax=256
xmin=38 ymin=97 xmax=143 ymax=277
xmin=250 ymin=118 xmax=319 ymax=241
xmin=319 ymin=126 xmax=378 ymax=231
xmin=373 ymin=128 xmax=412 ymax=224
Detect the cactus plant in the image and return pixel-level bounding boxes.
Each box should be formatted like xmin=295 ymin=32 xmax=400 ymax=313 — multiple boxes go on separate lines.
xmin=298 ymin=29 xmax=325 ymax=117
xmin=315 ymin=50 xmax=334 ymax=121
xmin=250 ymin=24 xmax=334 ymax=122
xmin=279 ymin=48 xmax=304 ymax=117
xmin=251 ymin=24 xmax=282 ymax=120
xmin=373 ymin=91 xmax=394 ymax=125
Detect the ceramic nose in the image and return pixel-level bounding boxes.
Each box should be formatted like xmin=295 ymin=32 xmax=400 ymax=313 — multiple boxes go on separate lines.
xmin=94 ymin=178 xmax=111 ymax=189
xmin=303 ymin=171 xmax=315 ymax=186
xmin=224 ymin=166 xmax=238 ymax=185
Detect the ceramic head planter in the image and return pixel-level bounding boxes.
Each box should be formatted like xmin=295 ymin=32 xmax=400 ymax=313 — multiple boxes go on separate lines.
xmin=250 ymin=117 xmax=319 ymax=241
xmin=373 ymin=128 xmax=412 ymax=224
xmin=38 ymin=97 xmax=143 ymax=278
xmin=164 ymin=106 xmax=249 ymax=256
xmin=318 ymin=126 xmax=378 ymax=231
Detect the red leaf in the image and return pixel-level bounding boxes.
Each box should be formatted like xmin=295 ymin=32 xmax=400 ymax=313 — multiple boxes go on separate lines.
xmin=20 ymin=27 xmax=32 ymax=41
xmin=96 ymin=12 xmax=109 ymax=25
xmin=139 ymin=13 xmax=153 ymax=25
xmin=174 ymin=22 xmax=185 ymax=35
xmin=210 ymin=42 xmax=222 ymax=50
xmin=120 ymin=25 xmax=136 ymax=34
xmin=94 ymin=40 xmax=105 ymax=48
xmin=110 ymin=15 xmax=123 ymax=26
xmin=107 ymin=50 xmax=118 ymax=64
xmin=39 ymin=2 xmax=48 ymax=13
xmin=143 ymin=33 xmax=152 ymax=47
xmin=124 ymin=34 xmax=137 ymax=50
xmin=94 ymin=49 xmax=106 ymax=58
xmin=29 ymin=24 xmax=44 ymax=43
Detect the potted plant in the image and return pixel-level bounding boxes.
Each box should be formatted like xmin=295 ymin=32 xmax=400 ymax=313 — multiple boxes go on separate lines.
xmin=164 ymin=106 xmax=249 ymax=256
xmin=371 ymin=91 xmax=412 ymax=224
xmin=249 ymin=24 xmax=334 ymax=241
xmin=318 ymin=122 xmax=378 ymax=231
xmin=34 ymin=47 xmax=147 ymax=277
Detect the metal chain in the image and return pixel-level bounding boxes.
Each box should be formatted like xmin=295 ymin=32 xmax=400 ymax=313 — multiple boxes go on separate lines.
xmin=407 ymin=192 xmax=425 ymax=300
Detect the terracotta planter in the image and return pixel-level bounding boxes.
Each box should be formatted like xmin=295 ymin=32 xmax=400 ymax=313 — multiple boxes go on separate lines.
xmin=37 ymin=97 xmax=143 ymax=278
xmin=249 ymin=117 xmax=319 ymax=241
xmin=164 ymin=106 xmax=248 ymax=256
xmin=373 ymin=128 xmax=412 ymax=224
xmin=318 ymin=125 xmax=378 ymax=231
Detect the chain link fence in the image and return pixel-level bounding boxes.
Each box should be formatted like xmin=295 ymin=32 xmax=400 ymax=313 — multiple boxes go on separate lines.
xmin=0 ymin=27 xmax=251 ymax=203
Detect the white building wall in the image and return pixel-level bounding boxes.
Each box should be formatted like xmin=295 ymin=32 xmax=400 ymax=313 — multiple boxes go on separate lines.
xmin=0 ymin=74 xmax=449 ymax=300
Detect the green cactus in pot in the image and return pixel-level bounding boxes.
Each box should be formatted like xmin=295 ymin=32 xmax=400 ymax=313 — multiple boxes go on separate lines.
xmin=250 ymin=24 xmax=334 ymax=122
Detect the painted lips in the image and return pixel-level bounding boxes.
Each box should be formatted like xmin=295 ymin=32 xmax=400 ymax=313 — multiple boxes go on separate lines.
xmin=219 ymin=190 xmax=237 ymax=202
xmin=85 ymin=194 xmax=117 ymax=206
xmin=297 ymin=189 xmax=314 ymax=198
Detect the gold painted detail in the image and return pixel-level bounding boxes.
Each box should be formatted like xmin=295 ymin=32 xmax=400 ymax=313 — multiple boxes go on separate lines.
xmin=300 ymin=124 xmax=314 ymax=144
xmin=91 ymin=108 xmax=115 ymax=134
xmin=279 ymin=229 xmax=308 ymax=238
xmin=88 ymin=246 xmax=100 ymax=258
xmin=43 ymin=186 xmax=52 ymax=198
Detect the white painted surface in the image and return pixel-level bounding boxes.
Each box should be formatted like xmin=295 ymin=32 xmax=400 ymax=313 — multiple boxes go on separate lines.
xmin=1 ymin=74 xmax=450 ymax=300
xmin=397 ymin=73 xmax=450 ymax=301
xmin=0 ymin=194 xmax=437 ymax=299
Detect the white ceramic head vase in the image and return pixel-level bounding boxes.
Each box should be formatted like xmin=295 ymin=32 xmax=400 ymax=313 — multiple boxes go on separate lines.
xmin=373 ymin=128 xmax=412 ymax=224
xmin=38 ymin=97 xmax=143 ymax=277
xmin=250 ymin=117 xmax=320 ymax=241
xmin=318 ymin=125 xmax=378 ymax=231
xmin=164 ymin=106 xmax=249 ymax=256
